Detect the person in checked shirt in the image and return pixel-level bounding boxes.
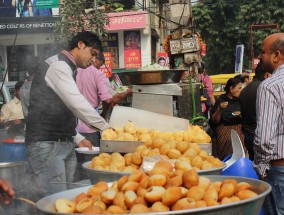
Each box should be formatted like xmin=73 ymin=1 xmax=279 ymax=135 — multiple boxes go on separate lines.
xmin=253 ymin=33 xmax=284 ymax=215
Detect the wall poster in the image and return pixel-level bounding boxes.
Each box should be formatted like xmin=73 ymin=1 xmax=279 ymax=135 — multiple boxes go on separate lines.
xmin=124 ymin=31 xmax=141 ymax=69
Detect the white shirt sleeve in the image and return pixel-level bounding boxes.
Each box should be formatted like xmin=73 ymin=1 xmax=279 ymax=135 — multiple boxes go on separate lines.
xmin=74 ymin=132 xmax=86 ymax=145
xmin=45 ymin=61 xmax=109 ymax=131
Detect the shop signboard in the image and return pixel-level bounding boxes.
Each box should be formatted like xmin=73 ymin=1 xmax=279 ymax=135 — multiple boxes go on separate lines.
xmin=180 ymin=36 xmax=200 ymax=53
xmin=0 ymin=17 xmax=57 ymax=34
xmin=124 ymin=31 xmax=141 ymax=69
xmin=106 ymin=11 xmax=147 ymax=31
xmin=100 ymin=52 xmax=112 ymax=78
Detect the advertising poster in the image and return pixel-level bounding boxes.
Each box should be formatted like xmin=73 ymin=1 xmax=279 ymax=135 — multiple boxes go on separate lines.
xmin=157 ymin=52 xmax=170 ymax=68
xmin=124 ymin=31 xmax=141 ymax=69
xmin=100 ymin=52 xmax=112 ymax=78
xmin=102 ymin=33 xmax=119 ymax=69
xmin=0 ymin=0 xmax=59 ymax=17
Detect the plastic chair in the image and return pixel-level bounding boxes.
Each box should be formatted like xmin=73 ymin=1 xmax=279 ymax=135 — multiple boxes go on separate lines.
xmin=221 ymin=129 xmax=258 ymax=179
xmin=222 ymin=129 xmax=246 ymax=171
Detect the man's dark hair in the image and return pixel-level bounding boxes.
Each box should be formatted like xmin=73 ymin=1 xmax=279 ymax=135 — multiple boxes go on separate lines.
xmin=15 ymin=81 xmax=24 ymax=90
xmin=270 ymin=38 xmax=284 ymax=55
xmin=67 ymin=31 xmax=103 ymax=52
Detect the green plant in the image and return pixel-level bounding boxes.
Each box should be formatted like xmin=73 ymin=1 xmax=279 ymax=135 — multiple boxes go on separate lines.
xmin=54 ymin=0 xmax=110 ymax=42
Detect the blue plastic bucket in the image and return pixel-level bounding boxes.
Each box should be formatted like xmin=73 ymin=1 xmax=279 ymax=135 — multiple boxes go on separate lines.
xmin=0 ymin=139 xmax=26 ymax=162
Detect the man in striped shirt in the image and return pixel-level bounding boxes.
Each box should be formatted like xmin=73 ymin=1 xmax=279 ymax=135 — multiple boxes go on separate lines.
xmin=254 ymin=33 xmax=284 ymax=215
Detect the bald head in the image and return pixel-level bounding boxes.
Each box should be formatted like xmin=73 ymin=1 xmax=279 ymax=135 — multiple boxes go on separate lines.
xmin=259 ymin=33 xmax=284 ymax=73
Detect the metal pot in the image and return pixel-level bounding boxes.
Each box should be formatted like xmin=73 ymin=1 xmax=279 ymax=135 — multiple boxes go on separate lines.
xmin=0 ymin=162 xmax=26 ymax=192
xmin=36 ymin=175 xmax=271 ymax=215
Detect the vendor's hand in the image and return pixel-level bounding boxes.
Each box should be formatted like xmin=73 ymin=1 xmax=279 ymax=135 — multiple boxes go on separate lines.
xmin=219 ymin=102 xmax=228 ymax=110
xmin=0 ymin=178 xmax=15 ymax=205
xmin=125 ymin=88 xmax=132 ymax=96
xmin=77 ymin=139 xmax=93 ymax=150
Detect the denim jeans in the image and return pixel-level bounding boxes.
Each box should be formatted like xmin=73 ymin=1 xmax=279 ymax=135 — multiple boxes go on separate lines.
xmin=263 ymin=166 xmax=284 ymax=215
xmin=26 ymin=140 xmax=77 ymax=199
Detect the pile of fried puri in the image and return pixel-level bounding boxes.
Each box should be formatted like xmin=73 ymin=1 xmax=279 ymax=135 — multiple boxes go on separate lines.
xmin=89 ymin=141 xmax=223 ymax=172
xmin=102 ymin=122 xmax=211 ymax=143
xmin=55 ymin=161 xmax=258 ymax=214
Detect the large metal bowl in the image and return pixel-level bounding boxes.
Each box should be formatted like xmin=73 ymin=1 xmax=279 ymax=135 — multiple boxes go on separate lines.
xmin=36 ymin=175 xmax=271 ymax=215
xmin=83 ymin=161 xmax=226 ymax=184
xmin=82 ymin=161 xmax=132 ymax=184
xmin=117 ymin=70 xmax=186 ymax=85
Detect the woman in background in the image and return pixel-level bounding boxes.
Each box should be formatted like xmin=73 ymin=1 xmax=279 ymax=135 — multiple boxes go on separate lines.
xmin=210 ymin=77 xmax=245 ymax=160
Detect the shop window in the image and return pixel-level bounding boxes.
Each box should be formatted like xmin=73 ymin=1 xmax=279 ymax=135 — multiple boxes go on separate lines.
xmin=6 ymin=45 xmax=34 ymax=81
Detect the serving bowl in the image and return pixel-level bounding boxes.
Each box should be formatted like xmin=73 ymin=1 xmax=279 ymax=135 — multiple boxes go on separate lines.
xmin=36 ymin=175 xmax=271 ymax=215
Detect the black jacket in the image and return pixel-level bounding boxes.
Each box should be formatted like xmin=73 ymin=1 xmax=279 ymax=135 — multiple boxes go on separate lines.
xmin=239 ymin=78 xmax=263 ymax=133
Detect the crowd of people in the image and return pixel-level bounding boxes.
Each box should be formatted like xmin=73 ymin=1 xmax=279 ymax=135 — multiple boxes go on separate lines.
xmin=0 ymin=32 xmax=284 ymax=215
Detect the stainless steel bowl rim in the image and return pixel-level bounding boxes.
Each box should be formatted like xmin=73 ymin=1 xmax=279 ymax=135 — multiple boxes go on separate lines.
xmin=36 ymin=175 xmax=272 ymax=215
xmin=0 ymin=161 xmax=26 ymax=167
xmin=83 ymin=161 xmax=226 ymax=174
xmin=82 ymin=161 xmax=132 ymax=175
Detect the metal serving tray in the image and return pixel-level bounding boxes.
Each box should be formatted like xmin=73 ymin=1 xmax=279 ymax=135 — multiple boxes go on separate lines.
xmin=36 ymin=175 xmax=271 ymax=215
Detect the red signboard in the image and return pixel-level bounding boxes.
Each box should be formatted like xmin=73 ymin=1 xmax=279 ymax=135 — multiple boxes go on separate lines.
xmin=100 ymin=52 xmax=112 ymax=77
xmin=124 ymin=31 xmax=142 ymax=69
xmin=124 ymin=50 xmax=141 ymax=69
xmin=105 ymin=11 xmax=147 ymax=31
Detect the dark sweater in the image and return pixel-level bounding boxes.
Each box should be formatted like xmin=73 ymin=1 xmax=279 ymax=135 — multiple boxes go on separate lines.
xmin=239 ymin=78 xmax=263 ymax=133
xmin=25 ymin=53 xmax=77 ymax=144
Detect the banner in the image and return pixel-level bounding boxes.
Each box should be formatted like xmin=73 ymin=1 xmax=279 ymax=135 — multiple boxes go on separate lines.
xmin=100 ymin=52 xmax=112 ymax=78
xmin=102 ymin=33 xmax=119 ymax=69
xmin=124 ymin=31 xmax=141 ymax=69
xmin=235 ymin=44 xmax=244 ymax=73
